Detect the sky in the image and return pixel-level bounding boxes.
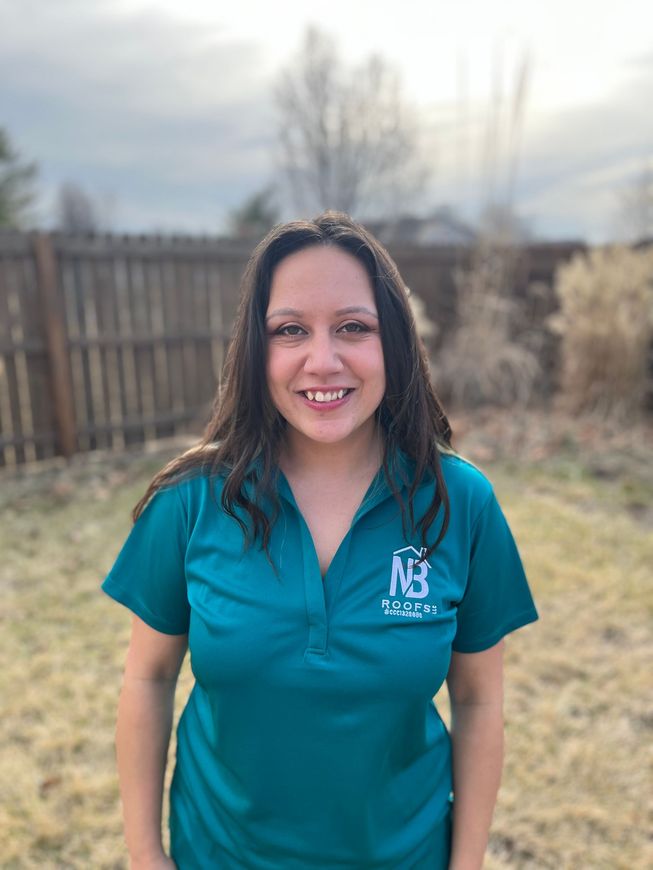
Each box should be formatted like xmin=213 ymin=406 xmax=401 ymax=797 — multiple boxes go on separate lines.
xmin=1 ymin=0 xmax=652 ymax=241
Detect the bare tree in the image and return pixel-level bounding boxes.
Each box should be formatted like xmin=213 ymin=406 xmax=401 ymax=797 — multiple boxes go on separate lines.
xmin=619 ymin=163 xmax=653 ymax=244
xmin=56 ymin=181 xmax=99 ymax=232
xmin=430 ymin=47 xmax=542 ymax=411
xmin=477 ymin=202 xmax=533 ymax=246
xmin=0 ymin=128 xmax=38 ymax=228
xmin=274 ymin=27 xmax=429 ymax=217
xmin=476 ymin=47 xmax=532 ymax=246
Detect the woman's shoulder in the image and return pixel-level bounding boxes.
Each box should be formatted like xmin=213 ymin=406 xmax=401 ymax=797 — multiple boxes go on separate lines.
xmin=437 ymin=448 xmax=495 ymax=509
xmin=149 ymin=458 xmax=229 ymax=515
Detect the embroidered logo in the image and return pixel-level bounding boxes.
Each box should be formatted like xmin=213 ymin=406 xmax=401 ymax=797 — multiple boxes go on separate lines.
xmin=381 ymin=547 xmax=439 ymax=619
xmin=390 ymin=546 xmax=431 ymax=598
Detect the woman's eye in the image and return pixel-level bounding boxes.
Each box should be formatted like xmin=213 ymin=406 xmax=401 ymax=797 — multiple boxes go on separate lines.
xmin=276 ymin=324 xmax=305 ymax=336
xmin=339 ymin=322 xmax=368 ymax=334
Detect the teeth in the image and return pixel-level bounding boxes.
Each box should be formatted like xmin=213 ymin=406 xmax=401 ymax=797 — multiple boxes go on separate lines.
xmin=304 ymin=389 xmax=349 ymax=403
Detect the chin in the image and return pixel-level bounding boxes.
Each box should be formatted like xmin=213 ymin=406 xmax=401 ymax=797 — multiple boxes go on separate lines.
xmin=300 ymin=426 xmax=365 ymax=446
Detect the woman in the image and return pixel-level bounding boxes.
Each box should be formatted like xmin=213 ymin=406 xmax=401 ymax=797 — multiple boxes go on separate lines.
xmin=102 ymin=211 xmax=539 ymax=870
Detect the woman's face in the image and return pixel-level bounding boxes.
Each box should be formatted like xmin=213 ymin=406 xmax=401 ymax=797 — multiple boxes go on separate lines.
xmin=265 ymin=245 xmax=386 ymax=452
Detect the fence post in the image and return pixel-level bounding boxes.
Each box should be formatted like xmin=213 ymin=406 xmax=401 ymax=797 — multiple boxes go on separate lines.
xmin=33 ymin=232 xmax=77 ymax=458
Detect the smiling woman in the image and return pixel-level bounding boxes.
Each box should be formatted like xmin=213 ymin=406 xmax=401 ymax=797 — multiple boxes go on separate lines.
xmin=100 ymin=211 xmax=539 ymax=870
xmin=265 ymin=245 xmax=386 ymax=459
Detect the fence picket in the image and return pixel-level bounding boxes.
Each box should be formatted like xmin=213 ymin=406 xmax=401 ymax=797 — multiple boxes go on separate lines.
xmin=33 ymin=234 xmax=77 ymax=459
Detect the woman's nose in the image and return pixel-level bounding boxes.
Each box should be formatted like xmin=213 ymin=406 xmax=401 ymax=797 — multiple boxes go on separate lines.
xmin=303 ymin=332 xmax=344 ymax=373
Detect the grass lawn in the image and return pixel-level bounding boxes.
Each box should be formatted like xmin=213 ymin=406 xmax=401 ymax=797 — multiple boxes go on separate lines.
xmin=1 ymin=408 xmax=651 ymax=869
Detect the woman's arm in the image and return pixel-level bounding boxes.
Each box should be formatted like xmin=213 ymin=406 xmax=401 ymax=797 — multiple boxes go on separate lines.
xmin=115 ymin=615 xmax=188 ymax=868
xmin=445 ymin=639 xmax=505 ymax=870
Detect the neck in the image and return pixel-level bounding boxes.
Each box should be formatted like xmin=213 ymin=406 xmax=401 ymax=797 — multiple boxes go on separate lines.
xmin=280 ymin=424 xmax=384 ymax=481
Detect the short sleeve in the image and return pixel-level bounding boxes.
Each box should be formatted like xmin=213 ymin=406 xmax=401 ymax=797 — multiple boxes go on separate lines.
xmin=101 ymin=483 xmax=190 ymax=635
xmin=452 ymin=489 xmax=538 ymax=653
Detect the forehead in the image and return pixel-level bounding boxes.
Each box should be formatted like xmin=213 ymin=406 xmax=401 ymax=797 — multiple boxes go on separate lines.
xmin=267 ymin=245 xmax=376 ymax=310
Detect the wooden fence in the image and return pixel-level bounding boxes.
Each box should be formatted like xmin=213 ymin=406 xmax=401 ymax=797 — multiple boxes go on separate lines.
xmin=0 ymin=231 xmax=584 ymax=468
xmin=0 ymin=232 xmax=255 ymax=467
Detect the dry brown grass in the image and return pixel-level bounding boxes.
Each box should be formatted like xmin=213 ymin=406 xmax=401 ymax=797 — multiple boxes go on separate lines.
xmin=548 ymin=245 xmax=653 ymax=419
xmin=1 ymin=408 xmax=651 ymax=869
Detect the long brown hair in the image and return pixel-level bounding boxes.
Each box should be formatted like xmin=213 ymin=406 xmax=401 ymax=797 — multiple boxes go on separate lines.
xmin=133 ymin=211 xmax=456 ymax=560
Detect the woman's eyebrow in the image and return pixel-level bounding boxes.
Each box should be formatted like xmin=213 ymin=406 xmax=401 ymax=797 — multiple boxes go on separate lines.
xmin=266 ymin=307 xmax=302 ymax=320
xmin=335 ymin=306 xmax=379 ymax=318
xmin=265 ymin=306 xmax=379 ymax=320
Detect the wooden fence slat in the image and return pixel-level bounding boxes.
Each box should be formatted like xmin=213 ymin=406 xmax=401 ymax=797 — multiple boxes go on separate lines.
xmin=195 ymin=259 xmax=216 ymax=421
xmin=20 ymin=253 xmax=53 ymax=460
xmin=177 ymin=257 xmax=200 ymax=414
xmin=115 ymin=253 xmax=142 ymax=446
xmin=165 ymin=256 xmax=185 ymax=418
xmin=89 ymin=256 xmax=113 ymax=449
xmin=145 ymin=253 xmax=172 ymax=438
xmin=33 ymin=234 xmax=78 ymax=458
xmin=72 ymin=255 xmax=96 ymax=450
xmin=108 ymin=256 xmax=128 ymax=447
xmin=60 ymin=254 xmax=88 ymax=452
xmin=0 ymin=256 xmax=17 ymax=466
xmin=82 ymin=255 xmax=110 ymax=449
xmin=206 ymin=257 xmax=225 ymax=391
xmin=6 ymin=255 xmax=34 ymax=463
xmin=96 ymin=255 xmax=124 ymax=450
xmin=128 ymin=254 xmax=156 ymax=442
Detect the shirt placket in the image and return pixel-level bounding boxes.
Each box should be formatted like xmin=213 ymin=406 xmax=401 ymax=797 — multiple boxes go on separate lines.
xmin=277 ymin=469 xmax=404 ymax=661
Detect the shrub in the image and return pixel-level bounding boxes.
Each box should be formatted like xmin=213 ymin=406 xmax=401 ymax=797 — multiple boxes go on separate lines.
xmin=431 ymin=246 xmax=542 ymax=408
xmin=547 ymin=245 xmax=653 ymax=419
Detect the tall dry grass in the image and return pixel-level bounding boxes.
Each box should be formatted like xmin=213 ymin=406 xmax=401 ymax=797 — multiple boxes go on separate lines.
xmin=429 ymin=244 xmax=543 ymax=408
xmin=547 ymin=244 xmax=653 ymax=420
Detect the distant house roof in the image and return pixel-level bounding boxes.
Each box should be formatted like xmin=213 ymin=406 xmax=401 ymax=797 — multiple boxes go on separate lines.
xmin=364 ymin=210 xmax=478 ymax=246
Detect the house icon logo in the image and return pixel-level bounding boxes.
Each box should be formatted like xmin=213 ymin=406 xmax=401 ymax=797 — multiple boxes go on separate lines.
xmin=389 ymin=546 xmax=431 ymax=599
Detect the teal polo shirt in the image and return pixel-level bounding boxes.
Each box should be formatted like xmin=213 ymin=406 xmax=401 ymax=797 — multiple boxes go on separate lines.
xmin=101 ymin=452 xmax=538 ymax=869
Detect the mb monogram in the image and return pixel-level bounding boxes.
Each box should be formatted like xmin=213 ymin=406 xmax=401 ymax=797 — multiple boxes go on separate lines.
xmin=380 ymin=547 xmax=440 ymax=619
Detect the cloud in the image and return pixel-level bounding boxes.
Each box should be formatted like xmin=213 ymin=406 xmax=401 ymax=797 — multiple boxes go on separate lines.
xmin=511 ymin=52 xmax=653 ymax=240
xmin=2 ymin=1 xmax=651 ymax=240
xmin=0 ymin=0 xmax=277 ymax=230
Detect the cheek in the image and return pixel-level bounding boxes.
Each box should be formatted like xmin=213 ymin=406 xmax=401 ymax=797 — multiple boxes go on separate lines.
xmin=374 ymin=356 xmax=387 ymax=402
xmin=265 ymin=350 xmax=288 ymax=398
xmin=363 ymin=344 xmax=386 ymax=388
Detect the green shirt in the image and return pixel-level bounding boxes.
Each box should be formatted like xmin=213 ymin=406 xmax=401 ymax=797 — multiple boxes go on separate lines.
xmin=102 ymin=452 xmax=538 ymax=869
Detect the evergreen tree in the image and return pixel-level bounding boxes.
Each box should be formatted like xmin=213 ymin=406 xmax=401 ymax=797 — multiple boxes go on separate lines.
xmin=228 ymin=186 xmax=279 ymax=239
xmin=0 ymin=128 xmax=38 ymax=229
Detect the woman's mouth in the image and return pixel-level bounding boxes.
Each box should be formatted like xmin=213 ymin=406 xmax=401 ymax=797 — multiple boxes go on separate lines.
xmin=299 ymin=388 xmax=353 ymax=404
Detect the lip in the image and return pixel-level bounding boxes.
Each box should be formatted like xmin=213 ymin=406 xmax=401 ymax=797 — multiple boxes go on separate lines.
xmin=296 ymin=386 xmax=353 ymax=393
